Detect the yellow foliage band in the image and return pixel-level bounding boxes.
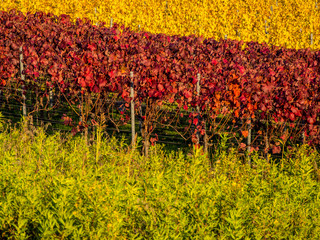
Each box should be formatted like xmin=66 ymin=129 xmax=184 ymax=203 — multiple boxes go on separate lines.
xmin=1 ymin=0 xmax=319 ymax=50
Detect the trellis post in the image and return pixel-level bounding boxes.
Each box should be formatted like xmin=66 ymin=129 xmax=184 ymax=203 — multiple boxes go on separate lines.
xmin=247 ymin=117 xmax=252 ymax=166
xmin=197 ymin=73 xmax=208 ymax=153
xmin=94 ymin=7 xmax=98 ymax=26
xmin=130 ymin=71 xmax=136 ymax=147
xmin=302 ymin=121 xmax=306 ymax=145
xmin=110 ymin=18 xmax=113 ymax=28
xmin=19 ymin=46 xmax=26 ymax=117
xmin=196 ymin=73 xmax=201 ymax=146
xmin=265 ymin=20 xmax=268 ymax=35
xmin=79 ymin=92 xmax=83 ymax=123
xmin=49 ymin=88 xmax=53 ymax=108
xmin=265 ymin=120 xmax=269 ymax=162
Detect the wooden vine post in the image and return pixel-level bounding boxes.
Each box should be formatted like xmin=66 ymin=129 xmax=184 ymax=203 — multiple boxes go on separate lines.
xmin=265 ymin=20 xmax=268 ymax=35
xmin=265 ymin=120 xmax=269 ymax=162
xmin=130 ymin=71 xmax=136 ymax=147
xmin=94 ymin=7 xmax=98 ymax=26
xmin=247 ymin=117 xmax=252 ymax=166
xmin=196 ymin=73 xmax=201 ymax=146
xmin=302 ymin=120 xmax=306 ymax=145
xmin=110 ymin=18 xmax=113 ymax=28
xmin=48 ymin=84 xmax=53 ymax=120
xmin=139 ymin=103 xmax=143 ymax=143
xmin=79 ymin=92 xmax=83 ymax=123
xmin=19 ymin=45 xmax=27 ymax=118
xmin=194 ymin=73 xmax=209 ymax=153
xmin=78 ymin=87 xmax=87 ymax=144
xmin=49 ymin=88 xmax=53 ymax=108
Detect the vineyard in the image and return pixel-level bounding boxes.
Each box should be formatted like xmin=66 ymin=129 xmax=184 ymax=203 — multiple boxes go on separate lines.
xmin=1 ymin=0 xmax=320 ymax=50
xmin=1 ymin=2 xmax=320 ymax=239
xmin=1 ymin=9 xmax=320 ymax=158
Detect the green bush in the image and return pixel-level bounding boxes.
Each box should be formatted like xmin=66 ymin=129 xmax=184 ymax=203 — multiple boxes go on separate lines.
xmin=0 ymin=121 xmax=320 ymax=239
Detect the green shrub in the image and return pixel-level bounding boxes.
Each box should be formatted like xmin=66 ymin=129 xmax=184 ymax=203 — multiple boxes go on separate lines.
xmin=0 ymin=122 xmax=320 ymax=239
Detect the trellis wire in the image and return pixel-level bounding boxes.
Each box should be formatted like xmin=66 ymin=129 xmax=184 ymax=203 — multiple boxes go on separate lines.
xmin=1 ymin=59 xmax=314 ymax=158
xmin=0 ymin=88 xmax=314 ymax=159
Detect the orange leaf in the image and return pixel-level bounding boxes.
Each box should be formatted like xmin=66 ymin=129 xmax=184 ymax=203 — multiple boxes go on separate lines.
xmin=241 ymin=130 xmax=249 ymax=138
xmin=234 ymin=109 xmax=240 ymax=118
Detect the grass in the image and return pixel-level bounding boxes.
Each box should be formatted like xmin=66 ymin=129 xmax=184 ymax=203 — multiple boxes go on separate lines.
xmin=0 ymin=118 xmax=320 ymax=239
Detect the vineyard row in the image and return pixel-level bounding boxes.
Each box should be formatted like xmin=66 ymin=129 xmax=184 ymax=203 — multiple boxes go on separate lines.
xmin=1 ymin=10 xmax=320 ymax=152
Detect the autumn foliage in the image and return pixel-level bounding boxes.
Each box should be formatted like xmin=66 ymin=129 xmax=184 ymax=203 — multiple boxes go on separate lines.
xmin=1 ymin=10 xmax=320 ymax=149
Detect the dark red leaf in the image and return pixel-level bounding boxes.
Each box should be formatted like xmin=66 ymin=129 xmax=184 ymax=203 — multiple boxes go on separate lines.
xmin=272 ymin=145 xmax=281 ymax=154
